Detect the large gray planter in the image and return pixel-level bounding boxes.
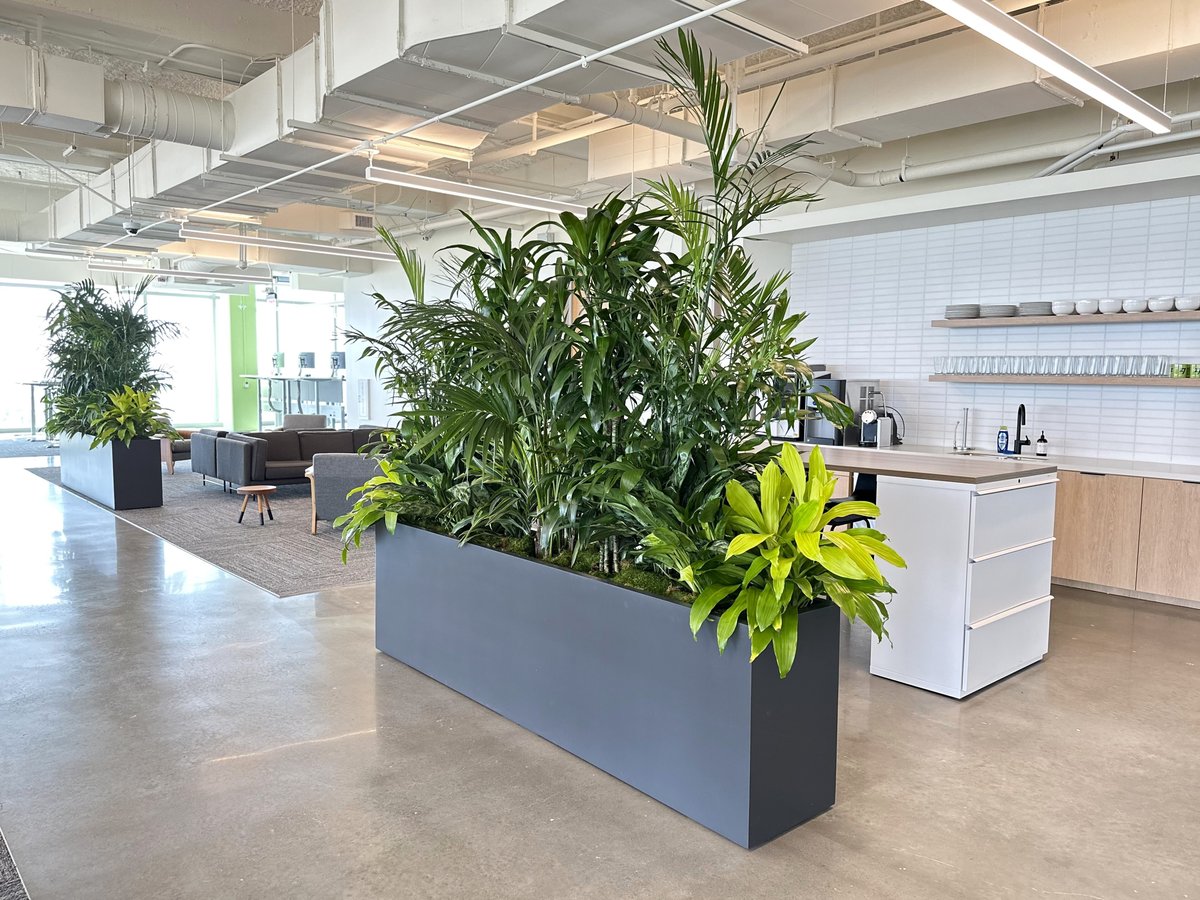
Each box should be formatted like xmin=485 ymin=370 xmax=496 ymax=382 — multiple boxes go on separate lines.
xmin=375 ymin=524 xmax=840 ymax=848
xmin=59 ymin=434 xmax=163 ymax=510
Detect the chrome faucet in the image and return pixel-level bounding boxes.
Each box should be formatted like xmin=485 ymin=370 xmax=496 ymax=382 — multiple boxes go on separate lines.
xmin=1014 ymin=404 xmax=1032 ymax=455
xmin=952 ymin=406 xmax=971 ymax=452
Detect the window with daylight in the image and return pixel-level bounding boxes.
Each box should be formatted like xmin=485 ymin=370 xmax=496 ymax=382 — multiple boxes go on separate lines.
xmin=144 ymin=291 xmax=222 ymax=427
xmin=0 ymin=284 xmax=57 ymax=434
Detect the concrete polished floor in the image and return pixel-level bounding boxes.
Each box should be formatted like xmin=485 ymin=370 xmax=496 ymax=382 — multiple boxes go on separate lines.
xmin=1 ymin=460 xmax=1197 ymax=900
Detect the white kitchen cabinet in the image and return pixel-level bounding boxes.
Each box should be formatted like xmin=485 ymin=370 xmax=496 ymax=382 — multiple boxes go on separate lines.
xmin=870 ymin=471 xmax=1058 ymax=699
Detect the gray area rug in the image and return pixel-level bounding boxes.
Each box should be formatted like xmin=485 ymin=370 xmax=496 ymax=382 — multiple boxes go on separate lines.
xmin=0 ymin=826 xmax=29 ymax=900
xmin=28 ymin=462 xmax=374 ymax=598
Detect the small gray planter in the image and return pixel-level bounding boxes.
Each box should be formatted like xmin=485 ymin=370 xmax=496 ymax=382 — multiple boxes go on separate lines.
xmin=375 ymin=524 xmax=840 ymax=848
xmin=59 ymin=434 xmax=163 ymax=510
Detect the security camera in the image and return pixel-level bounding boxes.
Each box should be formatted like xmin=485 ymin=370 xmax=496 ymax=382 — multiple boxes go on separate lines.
xmin=122 ymin=219 xmax=141 ymax=236
xmin=62 ymin=144 xmax=78 ymax=159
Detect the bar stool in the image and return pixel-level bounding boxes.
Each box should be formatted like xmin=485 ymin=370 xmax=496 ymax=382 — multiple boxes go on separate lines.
xmin=824 ymin=473 xmax=876 ymax=530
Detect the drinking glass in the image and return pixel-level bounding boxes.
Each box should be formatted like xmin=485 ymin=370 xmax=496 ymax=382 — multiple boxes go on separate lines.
xmin=1022 ymin=355 xmax=1036 ymax=375
xmin=1036 ymin=356 xmax=1051 ymax=375
xmin=967 ymin=356 xmax=980 ymax=375
xmin=1072 ymin=356 xmax=1087 ymax=376
xmin=934 ymin=355 xmax=947 ymax=375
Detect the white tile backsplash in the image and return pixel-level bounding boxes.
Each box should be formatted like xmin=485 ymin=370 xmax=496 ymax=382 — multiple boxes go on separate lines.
xmin=789 ymin=198 xmax=1200 ymax=464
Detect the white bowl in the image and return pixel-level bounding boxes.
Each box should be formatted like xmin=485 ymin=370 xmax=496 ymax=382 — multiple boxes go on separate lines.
xmin=1176 ymin=295 xmax=1200 ymax=312
xmin=1148 ymin=296 xmax=1177 ymax=312
xmin=1075 ymin=299 xmax=1100 ymax=315
xmin=1051 ymin=301 xmax=1076 ymax=316
xmin=1123 ymin=297 xmax=1149 ymax=313
xmin=1098 ymin=298 xmax=1124 ymax=314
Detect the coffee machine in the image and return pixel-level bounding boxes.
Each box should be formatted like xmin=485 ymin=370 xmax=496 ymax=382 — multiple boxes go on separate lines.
xmin=844 ymin=380 xmax=900 ymax=447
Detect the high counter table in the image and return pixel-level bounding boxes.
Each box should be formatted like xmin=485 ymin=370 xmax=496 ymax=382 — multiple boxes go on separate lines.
xmin=802 ymin=445 xmax=1059 ymax=699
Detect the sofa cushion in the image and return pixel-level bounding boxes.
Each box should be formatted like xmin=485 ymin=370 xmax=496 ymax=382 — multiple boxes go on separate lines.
xmin=352 ymin=426 xmax=384 ymax=451
xmin=299 ymin=430 xmax=354 ymax=459
xmin=252 ymin=429 xmax=301 ymax=461
xmin=264 ymin=459 xmax=311 ymax=480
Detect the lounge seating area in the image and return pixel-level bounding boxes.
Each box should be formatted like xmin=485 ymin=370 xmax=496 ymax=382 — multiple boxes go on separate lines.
xmin=191 ymin=426 xmax=380 ymax=488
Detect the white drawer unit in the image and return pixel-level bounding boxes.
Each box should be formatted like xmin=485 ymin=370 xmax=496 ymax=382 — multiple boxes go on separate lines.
xmin=969 ymin=481 xmax=1057 ymax=559
xmin=967 ymin=539 xmax=1054 ymax=624
xmin=963 ymin=596 xmax=1052 ymax=695
xmin=871 ymin=471 xmax=1058 ymax=700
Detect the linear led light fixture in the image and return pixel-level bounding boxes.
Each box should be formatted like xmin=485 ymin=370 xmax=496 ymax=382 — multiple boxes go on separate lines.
xmin=365 ymin=165 xmax=588 ymax=216
xmin=925 ymin=0 xmax=1171 ymax=134
xmin=178 ymin=225 xmax=396 ymax=261
xmin=671 ymin=0 xmax=808 ymax=55
xmin=87 ymin=262 xmax=276 ymax=285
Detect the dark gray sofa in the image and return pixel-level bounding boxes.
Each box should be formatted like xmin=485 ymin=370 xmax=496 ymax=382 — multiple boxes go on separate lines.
xmin=309 ymin=453 xmax=382 ymax=533
xmin=215 ymin=427 xmax=381 ymax=488
xmin=188 ymin=429 xmax=229 ymax=485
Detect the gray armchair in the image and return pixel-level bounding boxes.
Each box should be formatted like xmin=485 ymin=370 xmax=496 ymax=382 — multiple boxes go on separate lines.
xmin=309 ymin=453 xmax=381 ymax=533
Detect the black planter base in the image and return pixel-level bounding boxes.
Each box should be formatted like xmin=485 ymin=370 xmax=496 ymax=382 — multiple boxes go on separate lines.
xmin=375 ymin=525 xmax=840 ymax=848
xmin=59 ymin=434 xmax=163 ymax=510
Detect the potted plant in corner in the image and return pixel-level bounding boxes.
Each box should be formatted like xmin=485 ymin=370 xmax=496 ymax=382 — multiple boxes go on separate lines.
xmin=337 ymin=31 xmax=905 ymax=849
xmin=45 ymin=278 xmax=180 ymax=510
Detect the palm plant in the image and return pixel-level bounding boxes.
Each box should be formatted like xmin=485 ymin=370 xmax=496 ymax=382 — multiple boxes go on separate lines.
xmin=44 ymin=278 xmax=178 ymax=439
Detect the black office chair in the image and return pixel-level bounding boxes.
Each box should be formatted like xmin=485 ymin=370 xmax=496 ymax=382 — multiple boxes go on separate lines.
xmin=824 ymin=474 xmax=876 ymax=530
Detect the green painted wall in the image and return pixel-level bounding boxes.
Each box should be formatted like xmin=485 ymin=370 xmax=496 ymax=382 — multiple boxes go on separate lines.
xmin=229 ymin=291 xmax=258 ymax=431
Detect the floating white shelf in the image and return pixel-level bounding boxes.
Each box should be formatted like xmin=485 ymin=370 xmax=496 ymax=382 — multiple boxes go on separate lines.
xmin=932 ymin=310 xmax=1200 ymax=328
xmin=929 ymin=375 xmax=1200 ymax=387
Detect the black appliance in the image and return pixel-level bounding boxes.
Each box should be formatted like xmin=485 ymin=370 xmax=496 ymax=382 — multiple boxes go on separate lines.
xmin=801 ymin=378 xmax=845 ymax=445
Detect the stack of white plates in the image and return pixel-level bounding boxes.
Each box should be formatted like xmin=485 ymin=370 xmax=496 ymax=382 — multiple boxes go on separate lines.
xmin=945 ymin=304 xmax=980 ymax=319
xmin=980 ymin=304 xmax=1018 ymax=318
xmin=1018 ymin=301 xmax=1053 ymax=316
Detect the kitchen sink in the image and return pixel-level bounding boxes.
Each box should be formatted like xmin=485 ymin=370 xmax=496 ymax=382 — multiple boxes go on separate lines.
xmin=951 ymin=450 xmax=1026 ymax=461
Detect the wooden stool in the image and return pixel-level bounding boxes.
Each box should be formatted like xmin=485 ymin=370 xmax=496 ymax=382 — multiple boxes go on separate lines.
xmin=236 ymin=485 xmax=277 ymax=526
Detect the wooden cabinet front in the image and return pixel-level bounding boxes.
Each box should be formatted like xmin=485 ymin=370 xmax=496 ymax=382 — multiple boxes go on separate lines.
xmin=1051 ymin=471 xmax=1143 ymax=590
xmin=1135 ymin=478 xmax=1200 ymax=602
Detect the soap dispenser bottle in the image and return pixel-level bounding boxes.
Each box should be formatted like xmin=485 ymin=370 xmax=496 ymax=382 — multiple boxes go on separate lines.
xmin=997 ymin=425 xmax=1010 ymax=454
xmin=1036 ymin=430 xmax=1049 ymax=457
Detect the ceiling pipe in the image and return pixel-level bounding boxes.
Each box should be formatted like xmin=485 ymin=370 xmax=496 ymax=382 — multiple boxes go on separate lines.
xmin=1038 ymin=110 xmax=1200 ymax=176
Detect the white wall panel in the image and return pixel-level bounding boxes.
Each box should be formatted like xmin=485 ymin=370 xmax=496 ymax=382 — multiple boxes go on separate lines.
xmin=788 ymin=196 xmax=1200 ymax=464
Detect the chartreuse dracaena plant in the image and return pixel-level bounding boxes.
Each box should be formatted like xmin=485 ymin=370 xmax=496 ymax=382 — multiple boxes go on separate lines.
xmin=681 ymin=444 xmax=905 ymax=677
xmin=86 ymin=386 xmax=178 ymax=449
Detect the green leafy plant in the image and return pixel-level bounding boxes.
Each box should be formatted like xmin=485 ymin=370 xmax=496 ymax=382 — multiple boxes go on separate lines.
xmin=665 ymin=444 xmax=905 ymax=677
xmin=338 ymin=30 xmax=889 ymax=676
xmin=44 ymin=278 xmax=178 ymax=438
xmin=86 ymin=386 xmax=179 ymax=449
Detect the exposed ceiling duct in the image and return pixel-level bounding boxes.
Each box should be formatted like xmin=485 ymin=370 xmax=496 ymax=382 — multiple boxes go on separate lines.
xmin=103 ymin=80 xmax=233 ymax=150
xmin=0 ymin=41 xmax=234 ymax=151
xmin=16 ymin=0 xmax=1200 ymax=272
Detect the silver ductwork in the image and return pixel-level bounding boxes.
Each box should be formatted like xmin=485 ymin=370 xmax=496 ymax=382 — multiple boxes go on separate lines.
xmin=103 ymin=81 xmax=234 ymax=151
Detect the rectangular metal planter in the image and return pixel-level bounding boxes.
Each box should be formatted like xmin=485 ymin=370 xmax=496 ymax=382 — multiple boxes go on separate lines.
xmin=375 ymin=524 xmax=840 ymax=848
xmin=59 ymin=434 xmax=164 ymax=510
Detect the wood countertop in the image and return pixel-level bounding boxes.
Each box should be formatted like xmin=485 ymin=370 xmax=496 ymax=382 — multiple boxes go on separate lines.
xmin=800 ymin=444 xmax=1058 ymax=485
